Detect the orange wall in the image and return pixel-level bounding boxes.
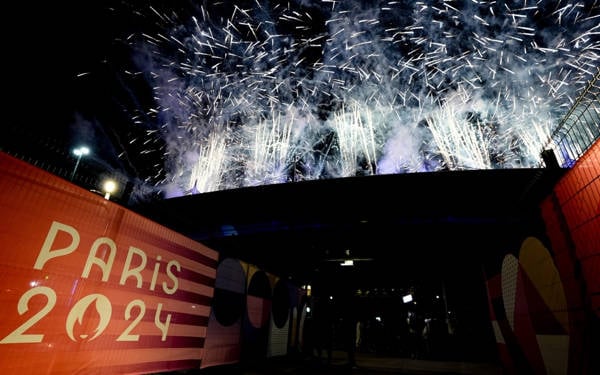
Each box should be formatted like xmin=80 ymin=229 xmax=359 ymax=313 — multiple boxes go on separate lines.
xmin=542 ymin=140 xmax=600 ymax=316
xmin=540 ymin=139 xmax=599 ymax=374
xmin=483 ymin=139 xmax=599 ymax=375
xmin=0 ymin=152 xmax=219 ymax=374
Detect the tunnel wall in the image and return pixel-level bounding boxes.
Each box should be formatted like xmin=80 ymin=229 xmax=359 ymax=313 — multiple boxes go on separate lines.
xmin=484 ymin=139 xmax=599 ymax=375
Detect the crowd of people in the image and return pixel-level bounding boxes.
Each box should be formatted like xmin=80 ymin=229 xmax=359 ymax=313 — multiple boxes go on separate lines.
xmin=302 ymin=295 xmax=457 ymax=367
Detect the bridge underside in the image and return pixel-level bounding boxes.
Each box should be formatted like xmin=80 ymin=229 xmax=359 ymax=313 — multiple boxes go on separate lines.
xmin=136 ymin=168 xmax=563 ymax=290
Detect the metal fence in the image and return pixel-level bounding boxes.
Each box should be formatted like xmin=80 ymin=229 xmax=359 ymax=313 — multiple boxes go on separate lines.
xmin=541 ymin=66 xmax=600 ymax=168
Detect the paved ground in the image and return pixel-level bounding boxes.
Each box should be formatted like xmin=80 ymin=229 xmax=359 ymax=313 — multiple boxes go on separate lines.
xmin=172 ymin=350 xmax=503 ymax=375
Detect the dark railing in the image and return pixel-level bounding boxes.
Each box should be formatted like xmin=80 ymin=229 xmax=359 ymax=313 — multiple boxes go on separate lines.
xmin=541 ymin=66 xmax=600 ymax=168
xmin=1 ymin=126 xmax=132 ymax=204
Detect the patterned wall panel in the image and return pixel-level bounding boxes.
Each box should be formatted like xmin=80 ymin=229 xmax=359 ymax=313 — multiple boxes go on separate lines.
xmin=200 ymin=257 xmax=245 ymax=368
xmin=267 ymin=278 xmax=291 ymax=357
xmin=241 ymin=266 xmax=272 ymax=362
xmin=486 ymin=237 xmax=572 ymax=374
xmin=485 ymin=138 xmax=599 ymax=374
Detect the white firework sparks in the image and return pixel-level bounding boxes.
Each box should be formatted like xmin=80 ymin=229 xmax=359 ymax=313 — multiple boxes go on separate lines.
xmin=114 ymin=0 xmax=600 ymax=196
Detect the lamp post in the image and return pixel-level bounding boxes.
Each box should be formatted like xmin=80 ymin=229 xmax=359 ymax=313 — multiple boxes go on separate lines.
xmin=102 ymin=179 xmax=117 ymax=200
xmin=70 ymin=146 xmax=90 ymax=181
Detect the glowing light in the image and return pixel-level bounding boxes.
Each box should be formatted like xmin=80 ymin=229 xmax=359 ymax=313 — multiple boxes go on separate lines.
xmin=304 ymin=284 xmax=312 ymax=296
xmin=102 ymin=179 xmax=117 ymax=200
xmin=73 ymin=146 xmax=90 ymax=157
xmin=70 ymin=146 xmax=90 ymax=181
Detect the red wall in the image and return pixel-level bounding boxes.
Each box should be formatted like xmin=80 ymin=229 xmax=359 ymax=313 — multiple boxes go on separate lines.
xmin=540 ymin=139 xmax=599 ymax=374
xmin=483 ymin=140 xmax=599 ymax=375
xmin=0 ymin=152 xmax=219 ymax=374
xmin=542 ymin=140 xmax=600 ymax=316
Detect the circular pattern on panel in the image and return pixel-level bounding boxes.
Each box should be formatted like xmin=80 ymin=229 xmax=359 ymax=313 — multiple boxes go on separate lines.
xmin=212 ymin=258 xmax=246 ymax=326
xmin=247 ymin=270 xmax=272 ymax=328
xmin=500 ymin=237 xmax=570 ymax=375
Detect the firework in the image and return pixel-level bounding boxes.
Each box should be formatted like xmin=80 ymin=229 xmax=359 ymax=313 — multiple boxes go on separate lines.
xmin=110 ymin=0 xmax=599 ymax=196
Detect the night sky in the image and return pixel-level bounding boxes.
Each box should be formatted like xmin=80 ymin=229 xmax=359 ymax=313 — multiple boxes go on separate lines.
xmin=6 ymin=2 xmax=154 ymax=179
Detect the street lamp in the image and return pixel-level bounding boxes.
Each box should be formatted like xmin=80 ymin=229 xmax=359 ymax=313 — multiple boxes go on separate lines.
xmin=70 ymin=146 xmax=90 ymax=181
xmin=102 ymin=179 xmax=117 ymax=200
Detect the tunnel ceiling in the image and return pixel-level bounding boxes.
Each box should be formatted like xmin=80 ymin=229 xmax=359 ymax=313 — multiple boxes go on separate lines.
xmin=134 ymin=168 xmax=562 ymax=288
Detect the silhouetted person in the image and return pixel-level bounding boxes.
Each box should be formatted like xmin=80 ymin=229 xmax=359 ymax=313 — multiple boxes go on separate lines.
xmin=314 ymin=299 xmax=334 ymax=364
xmin=355 ymin=319 xmax=364 ymax=352
xmin=340 ymin=312 xmax=358 ymax=368
xmin=421 ymin=316 xmax=432 ymax=359
xmin=406 ymin=311 xmax=423 ymax=359
xmin=302 ymin=314 xmax=315 ymax=359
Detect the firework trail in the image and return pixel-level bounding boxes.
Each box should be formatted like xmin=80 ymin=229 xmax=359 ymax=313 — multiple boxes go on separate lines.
xmin=115 ymin=0 xmax=600 ymax=196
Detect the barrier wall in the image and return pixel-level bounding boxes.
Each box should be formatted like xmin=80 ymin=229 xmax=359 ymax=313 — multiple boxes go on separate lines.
xmin=201 ymin=258 xmax=306 ymax=369
xmin=484 ymin=139 xmax=599 ymax=375
xmin=0 ymin=153 xmax=219 ymax=374
xmin=542 ymin=140 xmax=600 ymax=317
